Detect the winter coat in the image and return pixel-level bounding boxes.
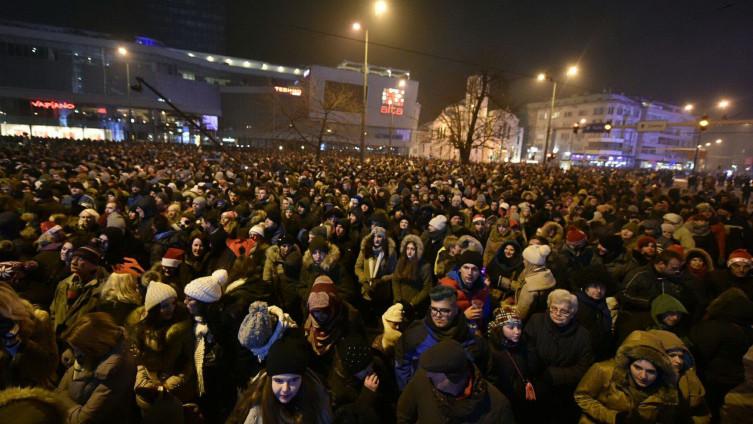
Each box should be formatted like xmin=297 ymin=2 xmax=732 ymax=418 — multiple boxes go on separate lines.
xmin=482 ymin=224 xmax=521 ymax=267
xmin=550 ymin=245 xmax=596 ymax=291
xmin=299 ymin=242 xmax=359 ymax=307
xmin=396 ymin=366 xmax=515 ymax=424
xmin=50 ymin=270 xmax=107 ymax=335
xmin=674 ymin=224 xmax=696 ymax=250
xmin=57 ymin=341 xmax=137 ymax=424
xmin=650 ymin=330 xmax=711 ymax=424
xmin=619 ymin=265 xmax=698 ymax=316
xmin=439 ymin=270 xmax=492 ymax=328
xmin=594 ymin=248 xmax=636 ymax=287
xmin=355 ymin=233 xmax=397 ymax=300
xmin=0 ymin=308 xmax=57 ymax=389
xmin=0 ymin=386 xmax=73 ymax=423
xmin=515 ymin=265 xmax=557 ymax=320
xmin=487 ymin=335 xmax=533 ymax=417
xmin=394 ymin=314 xmax=489 ymax=390
xmin=575 ymin=291 xmax=615 ymax=362
xmin=486 ymin=240 xmax=524 ymax=295
xmin=690 ymin=288 xmax=753 ymax=395
xmin=392 ymin=234 xmax=433 ymax=309
xmin=421 ymin=228 xmax=447 ymax=271
xmin=721 ymin=345 xmax=753 ymax=424
xmin=574 ymin=331 xmax=679 ymax=424
xmin=649 ymin=294 xmax=689 ymax=339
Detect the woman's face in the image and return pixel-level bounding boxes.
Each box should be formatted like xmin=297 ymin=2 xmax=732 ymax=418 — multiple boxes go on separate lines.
xmin=183 ymin=296 xmax=201 ymax=316
xmin=60 ymin=242 xmax=74 ymax=262
xmin=689 ymin=257 xmax=705 ymax=271
xmin=549 ymin=302 xmax=574 ymax=326
xmin=272 ymin=373 xmax=302 ymax=404
xmin=191 ymin=238 xmax=204 ymax=257
xmin=630 ymin=359 xmax=658 ymax=388
xmin=159 ymin=298 xmax=176 ymax=320
xmin=503 ymin=245 xmax=515 ymax=258
xmin=405 ymin=242 xmax=416 ymax=260
xmin=502 ymin=322 xmax=522 ymax=343
xmin=585 ymin=283 xmax=606 ymax=301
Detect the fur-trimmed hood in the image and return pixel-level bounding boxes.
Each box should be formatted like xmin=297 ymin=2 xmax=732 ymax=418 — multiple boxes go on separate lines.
xmin=0 ymin=387 xmax=74 ymax=423
xmin=537 ymin=221 xmax=564 ymax=242
xmin=400 ymin=234 xmax=424 ymax=260
xmin=302 ymin=241 xmax=341 ymax=272
xmin=457 ymin=235 xmax=483 ymax=255
xmin=684 ymin=248 xmax=714 ymax=272
xmin=359 ymin=231 xmax=396 ymax=258
xmin=615 ymin=331 xmax=678 ymax=390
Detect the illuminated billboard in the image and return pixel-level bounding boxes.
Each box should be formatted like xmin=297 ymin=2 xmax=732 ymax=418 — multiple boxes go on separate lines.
xmin=202 ymin=115 xmax=218 ymax=131
xmin=380 ymin=88 xmax=404 ymax=116
xmin=30 ymin=100 xmax=76 ymax=110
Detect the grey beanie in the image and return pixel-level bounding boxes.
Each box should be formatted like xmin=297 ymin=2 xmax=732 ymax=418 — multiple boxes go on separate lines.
xmin=238 ymin=301 xmax=277 ymax=350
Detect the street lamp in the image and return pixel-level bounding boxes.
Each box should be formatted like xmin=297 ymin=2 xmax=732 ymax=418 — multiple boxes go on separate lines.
xmin=537 ymin=64 xmax=579 ymax=164
xmin=716 ymin=138 xmax=723 ymax=144
xmin=117 ymin=46 xmax=132 ymax=140
xmin=718 ymin=99 xmax=730 ymax=110
xmin=684 ymin=103 xmax=694 ymax=112
xmin=352 ymin=1 xmax=388 ymax=162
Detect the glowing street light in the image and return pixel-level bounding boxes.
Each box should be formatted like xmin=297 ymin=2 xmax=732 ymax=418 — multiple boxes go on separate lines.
xmin=536 ymin=73 xmax=546 ymax=82
xmin=718 ymin=99 xmax=730 ymax=109
xmin=716 ymin=138 xmax=723 ymax=144
xmin=683 ymin=103 xmax=694 ymax=112
xmin=117 ymin=46 xmax=128 ymax=56
xmin=351 ymin=22 xmax=362 ymax=31
xmin=537 ymin=64 xmax=580 ymax=163
xmin=374 ymin=0 xmax=388 ymax=15
xmin=705 ymin=142 xmax=711 ymax=147
xmin=566 ymin=65 xmax=579 ymax=77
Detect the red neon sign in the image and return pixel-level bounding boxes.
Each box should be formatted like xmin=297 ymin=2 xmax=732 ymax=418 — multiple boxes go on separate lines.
xmin=380 ymin=88 xmax=404 ymax=116
xmin=30 ymin=100 xmax=76 ymax=110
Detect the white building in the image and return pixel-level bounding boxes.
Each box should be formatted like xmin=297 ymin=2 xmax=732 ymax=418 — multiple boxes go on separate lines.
xmin=526 ymin=93 xmax=696 ymax=169
xmin=410 ymin=76 xmax=521 ymax=163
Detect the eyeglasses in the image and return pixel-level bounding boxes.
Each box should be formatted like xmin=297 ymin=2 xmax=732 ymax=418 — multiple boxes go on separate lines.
xmin=430 ymin=306 xmax=454 ymax=316
xmin=549 ymin=307 xmax=572 ymax=317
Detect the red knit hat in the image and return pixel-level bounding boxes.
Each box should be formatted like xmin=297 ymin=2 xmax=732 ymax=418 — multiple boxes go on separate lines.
xmin=161 ymin=248 xmax=185 ymax=268
xmin=472 ymin=214 xmax=486 ymax=224
xmin=566 ymin=227 xmax=587 ymax=244
xmin=666 ymin=244 xmax=685 ymax=257
xmin=637 ymin=236 xmax=657 ymax=249
xmin=727 ymin=249 xmax=753 ymax=267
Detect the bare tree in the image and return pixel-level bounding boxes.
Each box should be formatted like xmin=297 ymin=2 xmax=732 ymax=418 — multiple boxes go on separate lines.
xmin=271 ymin=78 xmax=361 ymax=159
xmin=429 ymin=71 xmax=511 ymax=164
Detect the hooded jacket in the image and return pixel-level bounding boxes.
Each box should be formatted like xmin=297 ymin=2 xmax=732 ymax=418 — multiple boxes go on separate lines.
xmin=439 ymin=269 xmax=492 ymax=326
xmin=482 ymin=222 xmax=521 ymax=267
xmin=650 ymin=330 xmax=711 ymax=424
xmin=392 ymin=234 xmax=433 ymax=308
xmin=650 ymin=294 xmax=689 ymax=336
xmin=354 ymin=231 xmax=397 ymax=294
xmin=515 ymin=264 xmax=557 ymax=320
xmin=721 ymin=345 xmax=753 ymax=423
xmin=397 ymin=365 xmax=515 ymax=424
xmin=486 ymin=240 xmax=524 ymax=290
xmin=299 ymin=242 xmax=358 ymax=306
xmin=574 ymin=330 xmax=679 ymax=424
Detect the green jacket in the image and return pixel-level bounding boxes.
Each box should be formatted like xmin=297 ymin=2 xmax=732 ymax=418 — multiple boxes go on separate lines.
xmin=50 ymin=270 xmax=106 ymax=335
xmin=575 ymin=330 xmax=679 ymax=423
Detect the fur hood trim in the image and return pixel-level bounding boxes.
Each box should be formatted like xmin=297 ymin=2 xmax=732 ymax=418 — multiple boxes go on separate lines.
xmin=302 ymin=242 xmax=341 ymax=271
xmin=400 ymin=234 xmax=424 ymax=260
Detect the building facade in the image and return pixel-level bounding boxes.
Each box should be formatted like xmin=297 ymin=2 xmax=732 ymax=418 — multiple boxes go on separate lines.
xmin=411 ymin=76 xmax=521 ymax=162
xmin=525 ymin=93 xmax=697 ymax=169
xmin=0 ymin=20 xmax=421 ymax=152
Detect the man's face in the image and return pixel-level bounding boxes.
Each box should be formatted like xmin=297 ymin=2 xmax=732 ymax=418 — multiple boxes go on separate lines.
xmin=661 ymin=312 xmax=682 ymax=327
xmin=585 ymin=283 xmax=606 ymax=301
xmin=257 ymin=189 xmax=267 ymax=201
xmin=473 ymin=221 xmax=485 ymax=232
xmin=334 ymin=225 xmax=346 ymax=237
xmin=640 ymin=243 xmax=657 ymax=259
xmin=373 ymin=233 xmax=384 ymax=248
xmin=162 ymin=265 xmax=177 ymax=277
xmin=430 ymin=299 xmax=458 ymax=329
xmin=70 ymin=255 xmax=97 ymax=278
xmin=459 ymin=263 xmax=480 ymax=287
xmin=105 ymin=202 xmax=117 ymax=215
xmin=281 ymin=198 xmax=290 ymax=210
xmin=70 ymin=187 xmax=83 ymax=196
xmin=280 ymin=244 xmax=291 ymax=257
xmin=730 ymin=261 xmax=752 ymax=278
xmin=228 ymin=191 xmax=240 ymax=203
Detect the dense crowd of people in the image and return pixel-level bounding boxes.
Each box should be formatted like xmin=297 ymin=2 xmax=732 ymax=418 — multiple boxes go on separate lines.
xmin=1 ymin=136 xmax=752 ymax=423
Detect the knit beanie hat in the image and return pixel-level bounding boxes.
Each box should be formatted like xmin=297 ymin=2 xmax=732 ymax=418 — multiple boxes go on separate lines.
xmin=184 ymin=275 xmax=222 ymax=303
xmin=663 ymin=213 xmax=683 ymax=226
xmin=161 ymin=248 xmax=185 ymax=268
xmin=265 ymin=337 xmax=308 ymax=376
xmin=728 ymin=249 xmax=753 ymax=267
xmin=488 ymin=305 xmax=522 ymax=334
xmin=106 ymin=213 xmax=127 ymax=232
xmin=248 ymin=224 xmax=265 ymax=237
xmin=238 ymin=301 xmax=277 ymax=350
xmin=144 ymin=281 xmax=177 ymax=313
xmin=457 ymin=250 xmax=483 ymax=269
xmin=637 ymin=236 xmax=657 ymax=249
xmin=419 ymin=339 xmax=469 ymax=375
xmin=308 ymin=275 xmax=339 ymax=312
xmin=338 ymin=336 xmax=373 ymax=375
xmin=523 ymin=244 xmax=551 ymax=266
xmin=566 ymin=227 xmax=588 ymax=245
xmin=428 ymin=215 xmax=448 ymax=232
xmin=211 ymin=269 xmax=229 ymax=288
xmin=598 ymin=234 xmax=623 ymax=253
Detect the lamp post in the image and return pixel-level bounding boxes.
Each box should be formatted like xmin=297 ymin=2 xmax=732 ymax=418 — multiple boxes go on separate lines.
xmin=352 ymin=0 xmax=387 ymax=162
xmin=538 ymin=65 xmax=578 ymax=164
xmin=117 ymin=46 xmax=131 ymax=140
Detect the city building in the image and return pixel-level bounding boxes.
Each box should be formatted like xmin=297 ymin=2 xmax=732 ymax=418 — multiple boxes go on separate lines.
xmin=0 ymin=20 xmax=421 ymax=152
xmin=411 ymin=76 xmax=521 ymax=162
xmin=525 ymin=93 xmax=697 ymax=169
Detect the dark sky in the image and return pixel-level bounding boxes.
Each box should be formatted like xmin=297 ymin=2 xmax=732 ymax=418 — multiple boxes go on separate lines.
xmin=6 ymin=1 xmax=753 ymax=131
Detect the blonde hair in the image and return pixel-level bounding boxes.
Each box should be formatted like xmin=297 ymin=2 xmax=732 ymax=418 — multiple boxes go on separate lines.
xmin=100 ymin=272 xmax=143 ymax=305
xmin=0 ymin=282 xmax=35 ymax=339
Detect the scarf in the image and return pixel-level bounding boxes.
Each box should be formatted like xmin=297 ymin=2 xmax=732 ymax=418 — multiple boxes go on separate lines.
xmin=193 ymin=316 xmax=212 ymax=396
xmin=304 ymin=309 xmax=343 ymax=356
xmin=576 ymin=291 xmax=612 ymax=331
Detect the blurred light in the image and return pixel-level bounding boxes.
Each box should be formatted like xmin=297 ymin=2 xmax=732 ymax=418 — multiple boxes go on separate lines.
xmin=187 ymin=52 xmax=195 ymax=57
xmin=705 ymin=142 xmax=711 ymax=146
xmin=224 ymin=58 xmax=233 ymax=65
xmin=697 ymin=145 xmax=702 ymax=149
xmin=374 ymin=1 xmax=388 ymax=16
xmin=206 ymin=56 xmax=215 ymax=62
xmin=536 ymin=73 xmax=546 ymax=82
xmin=117 ymin=46 xmax=128 ymax=56
xmin=566 ymin=65 xmax=578 ymax=77
xmin=579 ymin=118 xmax=587 ymax=124
xmin=278 ymin=145 xmax=283 ymax=150
xmin=718 ymin=99 xmax=730 ymax=109
xmin=398 ymin=79 xmax=406 ymax=88
xmin=300 ymin=145 xmax=305 ymax=150
xmin=277 ymin=66 xmax=285 ymax=72
xmin=352 ymin=22 xmax=362 ymax=31
xmin=716 ymin=138 xmax=723 ymax=144
xmin=683 ymin=103 xmax=694 ymax=112
xmin=243 ymin=61 xmax=251 ymax=68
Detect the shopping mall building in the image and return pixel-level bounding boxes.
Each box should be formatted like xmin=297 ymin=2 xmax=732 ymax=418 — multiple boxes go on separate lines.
xmin=0 ymin=20 xmax=420 ymax=153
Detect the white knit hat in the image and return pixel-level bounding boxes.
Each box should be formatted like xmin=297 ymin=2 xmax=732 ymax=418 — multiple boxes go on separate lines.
xmin=428 ymin=215 xmax=447 ymax=232
xmin=144 ymin=281 xmax=177 ymax=313
xmin=522 ymin=244 xmax=551 ymax=266
xmin=211 ymin=269 xmax=229 ymax=288
xmin=248 ymin=224 xmax=266 ymax=237
xmin=184 ymin=276 xmax=222 ymax=303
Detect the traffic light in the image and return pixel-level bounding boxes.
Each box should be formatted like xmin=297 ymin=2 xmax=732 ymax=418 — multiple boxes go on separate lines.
xmin=572 ymin=123 xmax=580 ymax=134
xmin=698 ymin=116 xmax=710 ymax=131
xmin=603 ymin=121 xmax=613 ymax=133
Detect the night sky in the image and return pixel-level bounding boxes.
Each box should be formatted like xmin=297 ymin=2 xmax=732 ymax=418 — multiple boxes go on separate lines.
xmin=6 ymin=0 xmax=753 ymax=165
